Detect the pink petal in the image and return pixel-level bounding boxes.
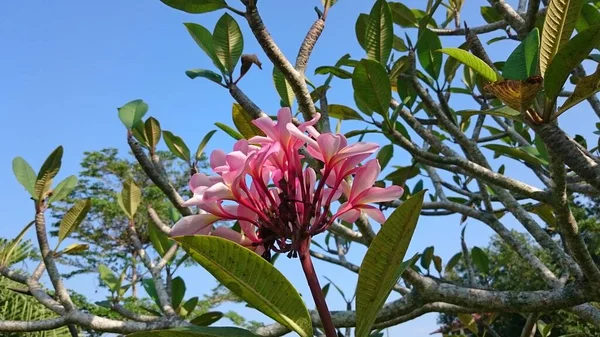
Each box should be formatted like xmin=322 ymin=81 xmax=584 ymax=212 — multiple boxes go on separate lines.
xmin=210 ymin=150 xmax=226 ymax=170
xmin=252 ymin=116 xmax=278 ymax=140
xmin=287 ymin=123 xmax=318 ymax=149
xmin=332 ymin=142 xmax=379 ymax=166
xmin=350 ymin=159 xmax=381 ymax=200
xmin=337 ymin=208 xmax=360 ymax=224
xmin=171 ymin=214 xmax=220 ymax=236
xmin=360 ymin=205 xmax=387 ymax=224
xmin=211 ymin=227 xmax=253 ymax=246
xmin=355 ymin=186 xmax=404 ymax=205
xmin=203 ymin=182 xmax=234 ymax=201
xmin=317 ymin=133 xmax=343 ymax=164
xmin=181 ymin=194 xmax=203 ymax=207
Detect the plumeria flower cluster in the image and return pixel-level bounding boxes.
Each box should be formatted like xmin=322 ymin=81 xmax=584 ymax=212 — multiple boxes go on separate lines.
xmin=171 ymin=108 xmax=403 ymax=260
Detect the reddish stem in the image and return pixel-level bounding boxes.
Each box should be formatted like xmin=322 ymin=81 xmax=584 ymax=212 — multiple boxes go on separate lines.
xmin=298 ymin=237 xmax=337 ymax=337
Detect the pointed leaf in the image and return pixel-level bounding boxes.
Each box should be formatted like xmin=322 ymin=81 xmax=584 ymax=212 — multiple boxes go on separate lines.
xmin=160 ymin=0 xmax=227 ymax=14
xmin=544 ymin=24 xmax=600 ymax=101
xmin=272 ymin=67 xmax=295 ymax=108
xmin=445 ymin=252 xmax=463 ymax=272
xmin=181 ymin=297 xmax=199 ymax=318
xmin=58 ymin=199 xmax=91 ymax=243
xmin=184 ymin=23 xmax=226 ymax=74
xmin=416 ymin=29 xmax=442 ymax=80
xmin=557 ymin=63 xmax=600 ymax=115
xmin=328 ymin=104 xmax=364 ymax=121
xmin=471 ymin=246 xmax=490 ymax=274
xmin=196 ymin=129 xmax=217 ymax=161
xmin=98 ymin=264 xmax=119 ymax=292
xmin=540 ymin=0 xmax=584 ymax=76
xmin=48 ymin=175 xmax=78 ymax=204
xmin=127 ymin=326 xmax=259 ymax=337
xmin=148 ymin=220 xmax=174 ymax=258
xmin=60 ymin=243 xmax=89 ymax=255
xmin=191 ymin=312 xmax=224 ymax=326
xmin=377 ymin=144 xmax=393 ymax=170
xmin=314 ymin=66 xmax=353 ymax=79
xmin=215 ymin=122 xmax=243 ymax=140
xmin=12 ymin=157 xmax=37 ymax=198
xmin=213 ymin=13 xmax=243 ymax=75
xmin=389 ymin=2 xmax=417 ymax=27
xmin=433 ymin=255 xmax=442 ymax=274
xmin=0 ymin=221 xmax=34 ymax=266
xmin=142 ymin=278 xmax=162 ymax=309
xmin=35 ymin=146 xmax=64 ymax=201
xmin=456 ymin=105 xmax=522 ymax=122
xmin=503 ymin=28 xmax=540 ymax=80
xmin=365 ymin=0 xmax=393 ymax=64
xmin=484 ymin=144 xmax=548 ymax=166
xmin=355 ymin=190 xmax=425 ymax=337
xmin=117 ymin=180 xmax=141 ymax=219
xmin=174 ymin=236 xmax=312 ymax=337
xmin=163 ymin=131 xmax=191 ymax=163
xmin=171 ymin=276 xmax=186 ymax=310
xmin=232 ymin=103 xmax=264 ymax=139
xmin=438 ymin=48 xmax=499 ymax=82
xmin=186 ymin=69 xmax=223 ymax=84
xmin=352 ymin=59 xmax=391 ymax=116
xmin=118 ymin=99 xmax=148 ymax=129
xmin=355 ymin=13 xmax=370 ymax=50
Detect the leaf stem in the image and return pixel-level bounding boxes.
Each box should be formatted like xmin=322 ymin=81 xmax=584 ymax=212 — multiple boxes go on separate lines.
xmin=298 ymin=237 xmax=337 ymax=337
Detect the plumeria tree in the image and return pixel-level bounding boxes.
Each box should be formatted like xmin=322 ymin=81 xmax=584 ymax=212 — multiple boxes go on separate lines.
xmin=2 ymin=0 xmax=600 ymax=336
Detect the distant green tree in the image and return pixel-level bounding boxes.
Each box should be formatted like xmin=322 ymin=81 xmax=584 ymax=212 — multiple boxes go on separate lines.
xmin=437 ymin=200 xmax=600 ymax=336
xmin=49 ymin=148 xmax=193 ymax=295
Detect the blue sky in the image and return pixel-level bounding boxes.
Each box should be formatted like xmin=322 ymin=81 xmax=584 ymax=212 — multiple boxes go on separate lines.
xmin=1 ymin=1 xmax=599 ymax=336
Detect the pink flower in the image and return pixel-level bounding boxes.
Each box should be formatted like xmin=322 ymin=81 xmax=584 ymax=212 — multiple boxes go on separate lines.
xmin=171 ymin=108 xmax=401 ymax=260
xmin=335 ymin=160 xmax=404 ymax=224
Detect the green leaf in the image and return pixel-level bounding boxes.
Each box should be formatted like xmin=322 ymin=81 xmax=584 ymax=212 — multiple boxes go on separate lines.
xmin=420 ymin=246 xmax=434 ymax=270
xmin=393 ymin=35 xmax=408 ymax=52
xmin=60 ymin=243 xmax=89 ymax=256
xmin=389 ymin=2 xmax=417 ymax=27
xmin=196 ymin=129 xmax=217 ymax=161
xmin=272 ymin=68 xmax=295 ymax=108
xmin=160 ymin=0 xmax=227 ymax=14
xmin=171 ymin=276 xmax=186 ymax=310
xmin=457 ymin=313 xmax=479 ymax=334
xmin=557 ymin=64 xmax=600 ymax=116
xmin=314 ymin=66 xmax=353 ymax=79
xmin=416 ymin=29 xmax=443 ymax=80
xmin=355 ymin=190 xmax=425 ymax=337
xmin=352 ymin=59 xmax=391 ymax=116
xmin=433 ymin=255 xmax=442 ymax=274
xmin=118 ymin=99 xmax=148 ymax=129
xmin=132 ymin=121 xmax=151 ymax=149
xmin=174 ymin=236 xmax=312 ymax=337
xmin=396 ymin=73 xmax=418 ymax=109
xmin=355 ymin=14 xmax=370 ymax=50
xmin=12 ymin=157 xmax=37 ymax=198
xmin=484 ymin=144 xmax=548 ymax=166
xmin=328 ymin=104 xmax=364 ymax=121
xmin=186 ymin=69 xmax=224 ymax=85
xmin=540 ymin=0 xmax=584 ymax=76
xmin=545 ymin=24 xmax=600 ymax=101
xmin=213 ymin=13 xmax=243 ymax=75
xmin=163 ymin=131 xmax=191 ymax=163
xmin=142 ymin=278 xmax=161 ymax=309
xmin=184 ymin=23 xmax=226 ymax=74
xmin=503 ymin=28 xmax=540 ymax=80
xmin=0 ymin=221 xmax=34 ymax=266
xmin=438 ymin=48 xmax=499 ymax=82
xmin=58 ymin=199 xmax=91 ymax=243
xmin=480 ymin=6 xmax=502 ymax=23
xmin=181 ymin=297 xmax=199 ymax=317
xmin=215 ymin=122 xmax=243 ymax=140
xmin=117 ymin=180 xmax=141 ymax=219
xmin=365 ymin=0 xmax=393 ymax=64
xmin=471 ymin=246 xmax=490 ymax=274
xmin=377 ymin=144 xmax=393 ymax=170
xmin=456 ymin=105 xmax=522 ymax=122
xmin=232 ymin=103 xmax=264 ymax=139
xmin=148 ymin=220 xmax=174 ymax=258
xmin=191 ymin=312 xmax=224 ymax=326
xmin=98 ymin=264 xmax=119 ymax=292
xmin=445 ymin=252 xmax=462 ymax=272
xmin=144 ymin=117 xmax=162 ymax=152
xmin=127 ymin=326 xmax=259 ymax=337
xmin=35 ymin=146 xmax=64 ymax=201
